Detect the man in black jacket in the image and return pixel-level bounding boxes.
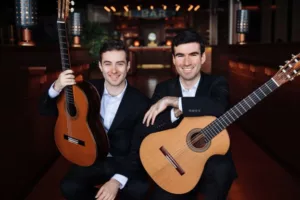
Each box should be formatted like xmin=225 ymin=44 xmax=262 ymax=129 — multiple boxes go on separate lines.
xmin=39 ymin=39 xmax=150 ymax=200
xmin=143 ymin=30 xmax=238 ymax=200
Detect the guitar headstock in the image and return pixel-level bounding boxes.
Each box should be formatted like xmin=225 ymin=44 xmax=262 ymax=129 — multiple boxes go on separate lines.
xmin=57 ymin=0 xmax=75 ymax=21
xmin=273 ymin=53 xmax=300 ymax=86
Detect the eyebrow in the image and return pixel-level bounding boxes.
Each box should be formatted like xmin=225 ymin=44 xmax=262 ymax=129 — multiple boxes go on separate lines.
xmin=175 ymin=51 xmax=200 ymax=56
xmin=116 ymin=61 xmax=126 ymax=64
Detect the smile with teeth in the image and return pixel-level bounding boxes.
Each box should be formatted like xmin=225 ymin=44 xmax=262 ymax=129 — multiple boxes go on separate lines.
xmin=109 ymin=74 xmax=120 ymax=80
xmin=181 ymin=66 xmax=194 ymax=72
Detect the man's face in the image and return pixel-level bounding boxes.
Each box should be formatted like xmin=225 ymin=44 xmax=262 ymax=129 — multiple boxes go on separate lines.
xmin=99 ymin=50 xmax=130 ymax=87
xmin=172 ymin=42 xmax=206 ymax=82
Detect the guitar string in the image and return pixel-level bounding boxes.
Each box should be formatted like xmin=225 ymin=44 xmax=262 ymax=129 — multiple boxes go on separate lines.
xmin=60 ymin=21 xmax=73 ymax=138
xmin=66 ymin=87 xmax=72 ymax=137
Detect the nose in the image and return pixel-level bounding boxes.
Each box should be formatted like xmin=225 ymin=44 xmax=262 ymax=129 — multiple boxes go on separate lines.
xmin=111 ymin=66 xmax=117 ymax=73
xmin=184 ymin=57 xmax=191 ymax=66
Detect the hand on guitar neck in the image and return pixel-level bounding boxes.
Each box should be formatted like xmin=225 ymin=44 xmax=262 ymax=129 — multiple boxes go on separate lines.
xmin=53 ymin=69 xmax=76 ymax=92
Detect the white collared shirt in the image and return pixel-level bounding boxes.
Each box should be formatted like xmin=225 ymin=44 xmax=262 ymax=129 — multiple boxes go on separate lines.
xmin=101 ymin=81 xmax=127 ymax=133
xmin=170 ymin=77 xmax=200 ymax=122
xmin=48 ymin=81 xmax=129 ymax=189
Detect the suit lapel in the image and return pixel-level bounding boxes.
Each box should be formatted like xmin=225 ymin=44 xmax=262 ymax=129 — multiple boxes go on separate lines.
xmin=91 ymin=78 xmax=105 ymax=97
xmin=107 ymin=85 xmax=132 ymax=135
xmin=195 ymin=72 xmax=206 ymax=97
xmin=172 ymin=76 xmax=182 ymax=97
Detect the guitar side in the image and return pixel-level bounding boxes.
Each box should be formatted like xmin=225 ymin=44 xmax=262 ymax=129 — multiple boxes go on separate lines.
xmin=140 ymin=116 xmax=230 ymax=194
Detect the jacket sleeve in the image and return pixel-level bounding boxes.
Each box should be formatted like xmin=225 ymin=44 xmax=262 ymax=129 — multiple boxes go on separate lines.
xmin=38 ymin=87 xmax=59 ymax=116
xmin=181 ymin=76 xmax=229 ymax=117
xmin=115 ymin=98 xmax=153 ymax=178
xmin=150 ymin=83 xmax=174 ymax=128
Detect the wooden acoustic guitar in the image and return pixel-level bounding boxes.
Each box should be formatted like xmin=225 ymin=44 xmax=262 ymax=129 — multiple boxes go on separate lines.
xmin=54 ymin=0 xmax=109 ymax=166
xmin=140 ymin=54 xmax=300 ymax=194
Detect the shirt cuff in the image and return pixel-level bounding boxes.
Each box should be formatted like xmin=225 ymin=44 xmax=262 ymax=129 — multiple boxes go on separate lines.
xmin=48 ymin=82 xmax=61 ymax=98
xmin=170 ymin=108 xmax=179 ymax=123
xmin=111 ymin=174 xmax=128 ymax=189
xmin=178 ymin=97 xmax=183 ymax=111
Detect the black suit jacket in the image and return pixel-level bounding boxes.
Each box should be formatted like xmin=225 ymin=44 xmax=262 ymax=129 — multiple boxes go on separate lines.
xmin=39 ymin=79 xmax=150 ymax=179
xmin=152 ymin=72 xmax=230 ymax=130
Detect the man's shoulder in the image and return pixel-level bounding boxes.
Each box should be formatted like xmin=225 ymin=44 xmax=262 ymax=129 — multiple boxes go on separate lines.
xmin=202 ymin=72 xmax=227 ymax=84
xmin=156 ymin=77 xmax=178 ymax=89
xmin=127 ymin=85 xmax=150 ymax=105
xmin=86 ymin=78 xmax=104 ymax=87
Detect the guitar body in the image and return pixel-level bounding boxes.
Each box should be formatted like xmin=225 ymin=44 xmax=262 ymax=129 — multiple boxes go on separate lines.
xmin=140 ymin=116 xmax=230 ymax=194
xmin=55 ymin=80 xmax=109 ymax=166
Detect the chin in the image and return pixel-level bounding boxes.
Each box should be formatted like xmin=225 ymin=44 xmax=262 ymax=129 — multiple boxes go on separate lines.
xmin=181 ymin=74 xmax=196 ymax=81
xmin=109 ymin=79 xmax=124 ymax=86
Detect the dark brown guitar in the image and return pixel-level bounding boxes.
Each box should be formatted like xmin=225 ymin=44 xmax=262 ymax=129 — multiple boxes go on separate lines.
xmin=54 ymin=0 xmax=109 ymax=166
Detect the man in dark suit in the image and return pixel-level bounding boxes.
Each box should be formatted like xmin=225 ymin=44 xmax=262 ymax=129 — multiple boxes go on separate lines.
xmin=39 ymin=39 xmax=150 ymax=200
xmin=143 ymin=30 xmax=238 ymax=200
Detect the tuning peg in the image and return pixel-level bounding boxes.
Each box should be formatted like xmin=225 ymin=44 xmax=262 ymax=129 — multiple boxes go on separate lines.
xmin=71 ymin=1 xmax=75 ymax=6
xmin=285 ymin=60 xmax=289 ymax=63
xmin=295 ymin=58 xmax=299 ymax=62
xmin=279 ymin=65 xmax=283 ymax=68
xmin=292 ymin=54 xmax=295 ymax=57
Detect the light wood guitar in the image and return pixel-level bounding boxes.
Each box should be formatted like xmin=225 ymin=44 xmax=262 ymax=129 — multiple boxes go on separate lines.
xmin=140 ymin=54 xmax=300 ymax=194
xmin=54 ymin=0 xmax=109 ymax=166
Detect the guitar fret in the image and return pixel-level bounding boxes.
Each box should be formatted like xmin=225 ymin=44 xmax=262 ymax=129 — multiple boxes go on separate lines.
xmin=265 ymin=84 xmax=272 ymax=92
xmin=253 ymin=92 xmax=261 ymax=101
xmin=259 ymin=88 xmax=266 ymax=96
xmin=248 ymin=95 xmax=256 ymax=104
xmin=243 ymin=99 xmax=251 ymax=108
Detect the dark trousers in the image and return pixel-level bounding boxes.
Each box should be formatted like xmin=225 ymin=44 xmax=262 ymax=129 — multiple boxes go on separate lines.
xmin=149 ymin=154 xmax=237 ymax=200
xmin=60 ymin=157 xmax=149 ymax=200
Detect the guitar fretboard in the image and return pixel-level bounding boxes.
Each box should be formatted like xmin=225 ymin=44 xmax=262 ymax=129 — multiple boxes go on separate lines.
xmin=201 ymin=78 xmax=279 ymax=142
xmin=57 ymin=21 xmax=74 ymax=106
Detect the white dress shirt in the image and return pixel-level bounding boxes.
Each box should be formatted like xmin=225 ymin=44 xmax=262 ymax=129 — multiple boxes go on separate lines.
xmin=48 ymin=81 xmax=129 ymax=189
xmin=170 ymin=78 xmax=201 ymax=122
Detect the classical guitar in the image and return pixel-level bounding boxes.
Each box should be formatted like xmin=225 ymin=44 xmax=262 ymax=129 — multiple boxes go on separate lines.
xmin=54 ymin=0 xmax=109 ymax=166
xmin=140 ymin=54 xmax=300 ymax=194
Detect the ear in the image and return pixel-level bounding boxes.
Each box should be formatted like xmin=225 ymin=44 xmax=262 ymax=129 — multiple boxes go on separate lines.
xmin=98 ymin=61 xmax=103 ymax=72
xmin=126 ymin=61 xmax=131 ymax=72
xmin=200 ymin=53 xmax=206 ymax=65
xmin=172 ymin=54 xmax=175 ymax=66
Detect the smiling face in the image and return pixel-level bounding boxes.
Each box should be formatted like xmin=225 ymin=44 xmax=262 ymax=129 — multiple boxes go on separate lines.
xmin=172 ymin=42 xmax=206 ymax=84
xmin=99 ymin=50 xmax=130 ymax=88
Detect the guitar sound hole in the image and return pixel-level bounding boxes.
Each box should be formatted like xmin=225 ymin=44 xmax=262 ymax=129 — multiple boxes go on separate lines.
xmin=190 ymin=132 xmax=207 ymax=148
xmin=67 ymin=104 xmax=77 ymax=117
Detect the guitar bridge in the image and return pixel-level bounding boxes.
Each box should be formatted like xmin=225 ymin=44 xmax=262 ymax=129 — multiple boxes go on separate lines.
xmin=64 ymin=134 xmax=85 ymax=146
xmin=160 ymin=146 xmax=185 ymax=175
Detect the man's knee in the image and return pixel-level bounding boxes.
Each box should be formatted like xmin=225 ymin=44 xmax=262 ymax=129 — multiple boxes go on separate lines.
xmin=60 ymin=179 xmax=81 ymax=198
xmin=206 ymin=155 xmax=235 ymax=185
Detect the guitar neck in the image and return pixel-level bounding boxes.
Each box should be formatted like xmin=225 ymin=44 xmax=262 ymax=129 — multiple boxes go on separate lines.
xmin=203 ymin=78 xmax=279 ymax=141
xmin=57 ymin=20 xmax=74 ymax=105
xmin=57 ymin=21 xmax=71 ymax=70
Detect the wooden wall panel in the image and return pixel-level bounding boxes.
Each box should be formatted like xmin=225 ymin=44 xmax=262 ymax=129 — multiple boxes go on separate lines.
xmin=0 ymin=46 xmax=92 ymax=200
xmin=211 ymin=44 xmax=300 ymax=180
